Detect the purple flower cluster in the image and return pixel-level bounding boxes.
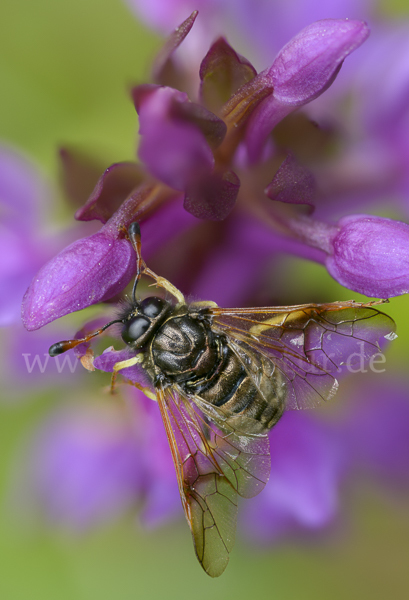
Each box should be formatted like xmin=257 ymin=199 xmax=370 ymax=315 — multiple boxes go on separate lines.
xmin=4 ymin=1 xmax=409 ymax=546
xmin=21 ymin=12 xmax=409 ymax=332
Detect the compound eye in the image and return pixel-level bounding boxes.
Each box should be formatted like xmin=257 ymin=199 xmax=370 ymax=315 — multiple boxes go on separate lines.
xmin=121 ymin=316 xmax=150 ymax=345
xmin=140 ymin=297 xmax=166 ymax=318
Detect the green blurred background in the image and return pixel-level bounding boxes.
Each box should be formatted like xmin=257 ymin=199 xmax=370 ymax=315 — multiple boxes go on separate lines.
xmin=1 ymin=0 xmax=409 ymax=598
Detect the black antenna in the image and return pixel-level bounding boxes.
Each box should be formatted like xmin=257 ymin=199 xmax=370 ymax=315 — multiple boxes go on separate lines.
xmin=49 ymin=318 xmax=126 ymax=357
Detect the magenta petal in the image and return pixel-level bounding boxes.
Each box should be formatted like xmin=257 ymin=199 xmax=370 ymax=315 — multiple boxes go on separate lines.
xmin=170 ymin=101 xmax=227 ymax=149
xmin=137 ymin=87 xmax=214 ymax=190
xmin=246 ymin=19 xmax=370 ymax=161
xmin=265 ymin=153 xmax=316 ymax=208
xmin=94 ymin=347 xmax=134 ymax=371
xmin=270 ymin=19 xmax=370 ymax=105
xmin=94 ymin=347 xmax=154 ymax=390
xmin=22 ymin=229 xmax=135 ymax=330
xmin=139 ymin=120 xmax=214 ymax=191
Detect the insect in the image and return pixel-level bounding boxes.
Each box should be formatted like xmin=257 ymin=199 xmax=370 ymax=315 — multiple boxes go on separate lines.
xmin=49 ymin=222 xmax=396 ymax=577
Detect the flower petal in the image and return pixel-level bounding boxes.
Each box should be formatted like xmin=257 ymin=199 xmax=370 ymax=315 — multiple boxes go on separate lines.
xmin=93 ymin=346 xmax=152 ymax=387
xmin=200 ymin=37 xmax=257 ymax=114
xmin=170 ymin=99 xmax=227 ymax=149
xmin=184 ymin=168 xmax=240 ymax=220
xmin=19 ymin=403 xmax=143 ymax=528
xmin=74 ymin=162 xmax=144 ymax=224
xmin=135 ymin=86 xmax=214 ymax=190
xmin=265 ymin=153 xmax=316 ymax=208
xmin=345 ymin=379 xmax=409 ymax=486
xmin=270 ymin=19 xmax=370 ymax=105
xmin=152 ymin=10 xmax=198 ymax=85
xmin=0 ymin=145 xmax=49 ymax=231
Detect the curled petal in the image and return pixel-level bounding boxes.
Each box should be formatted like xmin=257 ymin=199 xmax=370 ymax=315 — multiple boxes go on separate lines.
xmin=74 ymin=162 xmax=144 ymax=224
xmin=246 ymin=19 xmax=370 ymax=161
xmin=22 ymin=229 xmax=135 ymax=330
xmin=170 ymin=100 xmax=227 ymax=149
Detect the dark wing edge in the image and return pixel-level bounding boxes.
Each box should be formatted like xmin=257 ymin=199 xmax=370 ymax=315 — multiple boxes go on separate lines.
xmin=155 ymin=385 xmax=270 ymax=577
xmin=156 ymin=385 xmax=237 ymax=578
xmin=209 ymin=300 xmax=396 ymax=410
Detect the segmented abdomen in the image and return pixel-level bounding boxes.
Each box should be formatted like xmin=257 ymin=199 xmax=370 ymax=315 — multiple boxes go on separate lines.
xmin=151 ymin=314 xmax=284 ymax=431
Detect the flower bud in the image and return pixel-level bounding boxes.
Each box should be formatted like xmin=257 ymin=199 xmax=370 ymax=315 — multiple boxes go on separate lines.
xmin=22 ymin=229 xmax=135 ymax=330
xmin=246 ymin=19 xmax=370 ymax=161
xmin=326 ymin=215 xmax=409 ymax=297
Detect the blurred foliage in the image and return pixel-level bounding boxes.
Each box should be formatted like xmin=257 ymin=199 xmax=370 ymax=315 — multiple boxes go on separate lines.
xmin=1 ymin=0 xmax=409 ymax=599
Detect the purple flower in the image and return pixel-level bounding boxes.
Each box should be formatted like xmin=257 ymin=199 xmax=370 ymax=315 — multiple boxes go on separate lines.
xmin=16 ymin=401 xmax=143 ymax=528
xmin=13 ymin=3 xmax=409 ymax=560
xmin=242 ymin=411 xmax=346 ymax=542
xmin=0 ymin=146 xmax=52 ymax=326
xmin=15 ymin=390 xmax=180 ymax=530
xmin=17 ymin=375 xmax=409 ymax=541
xmin=22 ymin=14 xmax=393 ymax=330
xmin=342 ymin=379 xmax=409 ymax=488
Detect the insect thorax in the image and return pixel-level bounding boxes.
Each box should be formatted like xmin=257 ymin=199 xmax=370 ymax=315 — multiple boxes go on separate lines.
xmin=146 ymin=309 xmax=285 ymax=432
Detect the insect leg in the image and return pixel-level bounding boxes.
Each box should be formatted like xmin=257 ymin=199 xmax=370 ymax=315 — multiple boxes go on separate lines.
xmin=121 ymin=379 xmax=157 ymax=401
xmin=127 ymin=222 xmax=185 ymax=305
xmin=189 ymin=300 xmax=218 ymax=310
xmin=144 ymin=267 xmax=185 ymax=305
xmin=111 ymin=354 xmax=144 ymax=394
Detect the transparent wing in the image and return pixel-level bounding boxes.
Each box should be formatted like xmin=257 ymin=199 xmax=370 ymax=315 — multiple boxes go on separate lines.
xmin=156 ymin=385 xmax=270 ymax=577
xmin=209 ymin=300 xmax=396 ymax=410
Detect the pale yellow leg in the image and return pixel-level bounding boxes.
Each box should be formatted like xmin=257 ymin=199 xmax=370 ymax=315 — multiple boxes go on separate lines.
xmin=111 ymin=354 xmax=144 ymax=394
xmin=143 ymin=267 xmax=185 ymax=306
xmin=122 ymin=379 xmax=157 ymax=401
xmin=189 ymin=300 xmax=218 ymax=310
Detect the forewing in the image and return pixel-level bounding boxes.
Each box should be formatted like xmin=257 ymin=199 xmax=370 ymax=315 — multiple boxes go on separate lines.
xmin=156 ymin=385 xmax=270 ymax=577
xmin=209 ymin=301 xmax=396 ymax=410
